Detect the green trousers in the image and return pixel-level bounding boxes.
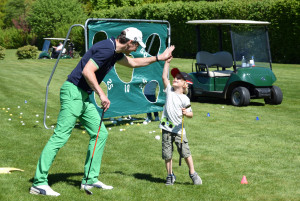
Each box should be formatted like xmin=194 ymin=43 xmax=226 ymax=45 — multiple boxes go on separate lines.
xmin=33 ymin=81 xmax=108 ymax=186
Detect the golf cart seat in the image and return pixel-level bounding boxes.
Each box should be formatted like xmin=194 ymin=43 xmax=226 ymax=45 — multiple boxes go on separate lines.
xmin=195 ymin=51 xmax=233 ymax=77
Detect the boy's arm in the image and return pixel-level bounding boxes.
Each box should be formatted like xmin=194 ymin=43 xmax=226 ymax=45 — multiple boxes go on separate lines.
xmin=162 ymin=57 xmax=172 ymax=88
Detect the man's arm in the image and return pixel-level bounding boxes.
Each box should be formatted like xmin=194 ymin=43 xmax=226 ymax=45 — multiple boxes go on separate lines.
xmin=117 ymin=45 xmax=175 ymax=68
xmin=82 ymin=60 xmax=110 ymax=111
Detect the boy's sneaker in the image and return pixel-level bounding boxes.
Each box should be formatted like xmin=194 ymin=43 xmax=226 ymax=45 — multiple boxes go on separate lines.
xmin=29 ymin=185 xmax=60 ymax=196
xmin=81 ymin=181 xmax=113 ymax=190
xmin=165 ymin=173 xmax=176 ymax=185
xmin=190 ymin=172 xmax=202 ymax=185
xmin=172 ymin=172 xmax=176 ymax=183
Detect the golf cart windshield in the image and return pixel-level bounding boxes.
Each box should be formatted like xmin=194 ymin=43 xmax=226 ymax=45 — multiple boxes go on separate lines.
xmin=231 ymin=26 xmax=271 ymax=68
xmin=186 ymin=20 xmax=272 ymax=69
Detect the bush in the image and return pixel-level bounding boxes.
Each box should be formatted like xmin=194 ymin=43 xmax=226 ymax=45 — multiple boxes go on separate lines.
xmin=16 ymin=45 xmax=38 ymax=59
xmin=0 ymin=27 xmax=25 ymax=48
xmin=91 ymin=0 xmax=300 ymax=64
xmin=0 ymin=45 xmax=5 ymax=60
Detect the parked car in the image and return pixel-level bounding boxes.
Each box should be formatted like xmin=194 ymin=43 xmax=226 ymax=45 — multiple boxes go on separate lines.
xmin=186 ymin=19 xmax=283 ymax=106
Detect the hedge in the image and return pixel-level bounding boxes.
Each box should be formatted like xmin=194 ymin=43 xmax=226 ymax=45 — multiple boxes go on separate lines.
xmin=16 ymin=45 xmax=38 ymax=59
xmin=92 ymin=0 xmax=300 ymax=64
xmin=0 ymin=46 xmax=5 ymax=60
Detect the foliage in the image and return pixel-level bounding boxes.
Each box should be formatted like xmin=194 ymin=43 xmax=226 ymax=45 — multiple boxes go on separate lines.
xmin=91 ymin=0 xmax=300 ymax=64
xmin=2 ymin=0 xmax=31 ymax=28
xmin=79 ymin=0 xmax=212 ymax=10
xmin=27 ymin=0 xmax=87 ymax=41
xmin=16 ymin=45 xmax=38 ymax=59
xmin=0 ymin=0 xmax=7 ymax=28
xmin=0 ymin=27 xmax=26 ymax=48
xmin=0 ymin=45 xmax=5 ymax=60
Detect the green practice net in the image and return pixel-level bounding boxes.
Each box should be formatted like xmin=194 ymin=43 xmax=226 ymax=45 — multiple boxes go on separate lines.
xmin=87 ymin=20 xmax=169 ymax=118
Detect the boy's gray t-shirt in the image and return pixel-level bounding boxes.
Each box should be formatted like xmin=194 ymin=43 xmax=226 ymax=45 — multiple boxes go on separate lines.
xmin=159 ymin=83 xmax=192 ymax=135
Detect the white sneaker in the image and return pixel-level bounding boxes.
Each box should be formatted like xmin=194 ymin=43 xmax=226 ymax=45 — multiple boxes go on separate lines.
xmin=81 ymin=181 xmax=113 ymax=190
xmin=29 ymin=185 xmax=60 ymax=196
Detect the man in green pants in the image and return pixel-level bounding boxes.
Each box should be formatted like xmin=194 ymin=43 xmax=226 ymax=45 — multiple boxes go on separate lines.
xmin=30 ymin=27 xmax=175 ymax=196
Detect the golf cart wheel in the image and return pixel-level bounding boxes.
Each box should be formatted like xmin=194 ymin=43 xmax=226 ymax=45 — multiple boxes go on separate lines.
xmin=231 ymin=87 xmax=250 ymax=106
xmin=264 ymin=86 xmax=283 ymax=105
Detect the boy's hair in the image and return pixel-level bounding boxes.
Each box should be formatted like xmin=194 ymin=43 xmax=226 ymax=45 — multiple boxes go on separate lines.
xmin=117 ymin=31 xmax=130 ymax=44
xmin=183 ymin=81 xmax=189 ymax=95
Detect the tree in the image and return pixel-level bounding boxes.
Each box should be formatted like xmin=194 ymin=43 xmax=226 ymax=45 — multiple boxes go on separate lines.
xmin=0 ymin=0 xmax=8 ymax=28
xmin=27 ymin=0 xmax=87 ymax=38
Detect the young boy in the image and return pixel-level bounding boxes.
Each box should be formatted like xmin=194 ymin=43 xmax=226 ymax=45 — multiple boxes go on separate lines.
xmin=159 ymin=56 xmax=202 ymax=185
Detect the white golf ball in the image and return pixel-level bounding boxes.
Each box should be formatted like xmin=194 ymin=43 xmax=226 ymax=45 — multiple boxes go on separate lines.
xmin=36 ymin=114 xmax=39 ymax=117
xmin=17 ymin=106 xmax=20 ymax=108
xmin=36 ymin=121 xmax=39 ymax=123
xmin=108 ymin=128 xmax=111 ymax=130
xmin=47 ymin=116 xmax=50 ymax=118
xmin=130 ymin=122 xmax=134 ymax=125
xmin=149 ymin=131 xmax=152 ymax=134
xmin=155 ymin=135 xmax=160 ymax=140
xmin=120 ymin=129 xmax=123 ymax=131
xmin=20 ymin=112 xmax=23 ymax=115
xmin=8 ymin=118 xmax=11 ymax=121
xmin=22 ymin=123 xmax=25 ymax=126
xmin=143 ymin=121 xmax=148 ymax=125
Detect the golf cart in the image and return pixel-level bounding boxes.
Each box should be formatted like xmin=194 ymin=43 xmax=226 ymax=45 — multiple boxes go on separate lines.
xmin=38 ymin=38 xmax=75 ymax=59
xmin=186 ymin=19 xmax=283 ymax=106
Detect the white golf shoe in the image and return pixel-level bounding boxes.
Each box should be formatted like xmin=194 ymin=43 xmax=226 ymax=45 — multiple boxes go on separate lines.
xmin=81 ymin=180 xmax=113 ymax=190
xmin=29 ymin=185 xmax=60 ymax=196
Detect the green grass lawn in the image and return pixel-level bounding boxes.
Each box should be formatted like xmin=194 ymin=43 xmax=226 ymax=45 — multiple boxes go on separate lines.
xmin=0 ymin=49 xmax=300 ymax=200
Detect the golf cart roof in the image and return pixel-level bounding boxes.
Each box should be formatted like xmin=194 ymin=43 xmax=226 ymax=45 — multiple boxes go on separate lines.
xmin=43 ymin=38 xmax=70 ymax=41
xmin=186 ymin=19 xmax=270 ymax=25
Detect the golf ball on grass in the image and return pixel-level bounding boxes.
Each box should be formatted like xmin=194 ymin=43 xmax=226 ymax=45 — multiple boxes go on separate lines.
xmin=155 ymin=135 xmax=160 ymax=140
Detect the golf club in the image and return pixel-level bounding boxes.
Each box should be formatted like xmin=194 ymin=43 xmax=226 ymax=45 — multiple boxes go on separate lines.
xmin=179 ymin=104 xmax=191 ymax=166
xmin=84 ymin=108 xmax=105 ymax=195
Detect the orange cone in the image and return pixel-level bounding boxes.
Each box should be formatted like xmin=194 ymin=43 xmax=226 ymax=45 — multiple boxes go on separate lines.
xmin=241 ymin=175 xmax=248 ymax=184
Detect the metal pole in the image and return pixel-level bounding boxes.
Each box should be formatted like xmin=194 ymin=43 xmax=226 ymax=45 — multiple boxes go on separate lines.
xmin=43 ymin=24 xmax=85 ymax=129
xmin=265 ymin=26 xmax=273 ymax=70
xmin=230 ymin=25 xmax=237 ymax=72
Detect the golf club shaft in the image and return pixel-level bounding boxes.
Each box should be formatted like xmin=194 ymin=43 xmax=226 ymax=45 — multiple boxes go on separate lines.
xmin=179 ymin=115 xmax=184 ymax=166
xmin=179 ymin=105 xmax=190 ymax=166
xmin=84 ymin=109 xmax=105 ymax=195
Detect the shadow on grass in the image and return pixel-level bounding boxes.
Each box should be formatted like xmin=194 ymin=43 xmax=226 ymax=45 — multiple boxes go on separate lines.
xmin=74 ymin=117 xmax=146 ymax=130
xmin=29 ymin=172 xmax=83 ymax=187
xmin=114 ymin=171 xmax=190 ymax=185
